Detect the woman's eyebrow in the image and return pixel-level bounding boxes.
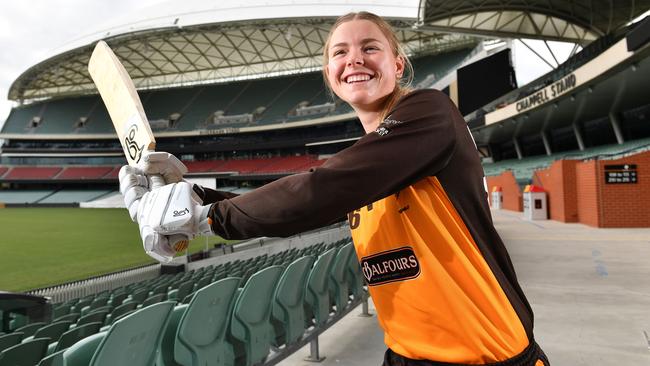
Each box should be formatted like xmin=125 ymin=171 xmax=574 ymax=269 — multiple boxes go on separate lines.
xmin=330 ymin=38 xmax=382 ymax=49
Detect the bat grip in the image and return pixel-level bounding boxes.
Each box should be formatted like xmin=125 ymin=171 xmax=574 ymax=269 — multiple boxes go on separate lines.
xmin=149 ymin=174 xmax=190 ymax=255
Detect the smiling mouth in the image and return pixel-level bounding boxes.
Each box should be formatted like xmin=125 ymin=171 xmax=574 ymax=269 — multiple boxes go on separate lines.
xmin=345 ymin=74 xmax=373 ymax=84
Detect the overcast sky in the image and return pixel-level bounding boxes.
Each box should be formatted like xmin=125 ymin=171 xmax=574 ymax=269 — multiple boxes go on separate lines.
xmin=0 ymin=1 xmax=576 ymax=126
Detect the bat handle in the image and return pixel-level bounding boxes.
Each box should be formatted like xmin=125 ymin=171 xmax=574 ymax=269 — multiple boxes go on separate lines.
xmin=149 ymin=174 xmax=190 ymax=255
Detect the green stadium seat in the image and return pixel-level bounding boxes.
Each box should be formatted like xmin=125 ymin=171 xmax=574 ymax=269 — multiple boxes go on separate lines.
xmin=52 ymin=304 xmax=72 ymax=319
xmin=37 ymin=349 xmax=65 ymax=366
xmin=64 ymin=302 xmax=174 ymax=366
xmin=228 ymin=266 xmax=284 ymax=366
xmin=48 ymin=322 xmax=102 ymax=355
xmin=80 ymin=297 xmax=109 ymax=317
xmin=60 ymin=332 xmax=106 ymax=366
xmin=155 ymin=304 xmax=187 ymax=366
xmin=174 ymin=278 xmax=240 ymax=366
xmin=0 ymin=337 xmax=50 ymax=366
xmin=347 ymin=246 xmax=365 ymax=300
xmin=304 ymin=248 xmax=337 ymax=327
xmin=168 ymin=281 xmax=194 ymax=302
xmin=329 ymin=243 xmax=355 ymax=313
xmin=29 ymin=321 xmax=73 ymax=344
xmin=0 ymin=333 xmax=23 ymax=352
xmin=14 ymin=322 xmax=46 ymax=338
xmin=76 ymin=310 xmax=109 ymax=327
xmin=127 ymin=288 xmax=149 ymax=304
xmin=270 ymin=256 xmax=315 ymax=347
xmin=108 ymin=292 xmax=128 ymax=307
xmin=103 ymin=302 xmax=138 ymax=326
xmin=70 ymin=299 xmax=93 ymax=313
xmin=140 ymin=293 xmax=166 ymax=308
xmin=193 ymin=276 xmax=212 ymax=292
xmin=52 ymin=313 xmax=80 ymax=324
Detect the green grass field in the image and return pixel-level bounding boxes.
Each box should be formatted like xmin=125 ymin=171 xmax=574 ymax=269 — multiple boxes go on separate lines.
xmin=0 ymin=207 xmax=235 ymax=292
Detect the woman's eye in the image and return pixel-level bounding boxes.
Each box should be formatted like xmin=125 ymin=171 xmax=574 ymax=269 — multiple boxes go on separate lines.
xmin=333 ymin=50 xmax=345 ymax=56
xmin=364 ymin=46 xmax=378 ymax=52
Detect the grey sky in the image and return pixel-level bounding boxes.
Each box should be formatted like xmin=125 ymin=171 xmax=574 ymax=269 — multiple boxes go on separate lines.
xmin=0 ymin=1 xmax=573 ymax=126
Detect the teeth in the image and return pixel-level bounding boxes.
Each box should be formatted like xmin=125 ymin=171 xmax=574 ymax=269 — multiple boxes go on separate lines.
xmin=346 ymin=74 xmax=371 ymax=83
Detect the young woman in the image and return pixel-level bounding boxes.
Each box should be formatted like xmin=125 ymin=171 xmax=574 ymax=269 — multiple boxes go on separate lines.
xmin=120 ymin=11 xmax=549 ymax=366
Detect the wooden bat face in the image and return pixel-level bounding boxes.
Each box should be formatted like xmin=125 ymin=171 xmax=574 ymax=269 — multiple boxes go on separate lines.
xmin=88 ymin=40 xmax=155 ymax=166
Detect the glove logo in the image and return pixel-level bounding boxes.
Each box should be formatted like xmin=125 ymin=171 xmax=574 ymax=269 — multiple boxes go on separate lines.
xmin=125 ymin=125 xmax=145 ymax=163
xmin=173 ymin=208 xmax=190 ymax=217
xmin=360 ymin=246 xmax=420 ymax=286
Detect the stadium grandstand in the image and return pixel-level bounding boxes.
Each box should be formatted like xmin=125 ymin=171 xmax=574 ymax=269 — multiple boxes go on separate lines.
xmin=1 ymin=1 xmax=650 ymax=365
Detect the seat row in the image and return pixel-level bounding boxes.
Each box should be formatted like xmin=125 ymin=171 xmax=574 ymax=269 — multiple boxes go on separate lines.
xmin=0 ymin=241 xmax=364 ymax=366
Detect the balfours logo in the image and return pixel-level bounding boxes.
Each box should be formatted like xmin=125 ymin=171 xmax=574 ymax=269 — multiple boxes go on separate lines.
xmin=361 ymin=246 xmax=420 ymax=286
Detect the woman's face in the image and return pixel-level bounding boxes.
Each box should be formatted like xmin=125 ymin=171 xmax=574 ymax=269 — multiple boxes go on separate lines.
xmin=325 ymin=19 xmax=404 ymax=112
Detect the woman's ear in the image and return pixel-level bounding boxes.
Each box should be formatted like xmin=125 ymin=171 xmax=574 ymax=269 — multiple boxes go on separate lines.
xmin=395 ymin=55 xmax=405 ymax=78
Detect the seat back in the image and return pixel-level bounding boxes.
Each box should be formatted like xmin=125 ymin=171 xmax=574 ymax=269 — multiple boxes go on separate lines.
xmin=52 ymin=313 xmax=80 ymax=324
xmin=14 ymin=322 xmax=46 ymax=339
xmin=89 ymin=302 xmax=174 ymax=366
xmin=175 ymin=278 xmax=240 ymax=366
xmin=230 ymin=266 xmax=283 ymax=366
xmin=156 ymin=305 xmax=187 ymax=366
xmin=105 ymin=301 xmax=138 ymax=325
xmin=55 ymin=322 xmax=102 ymax=352
xmin=304 ymin=248 xmax=337 ymax=326
xmin=61 ymin=332 xmax=106 ymax=366
xmin=329 ymin=243 xmax=355 ymax=313
xmin=0 ymin=337 xmax=49 ymax=366
xmin=33 ymin=321 xmax=73 ymax=343
xmin=271 ymin=256 xmax=315 ymax=346
xmin=347 ymin=245 xmax=365 ymax=299
xmin=0 ymin=333 xmax=23 ymax=353
xmin=77 ymin=310 xmax=109 ymax=327
xmin=141 ymin=293 xmax=165 ymax=308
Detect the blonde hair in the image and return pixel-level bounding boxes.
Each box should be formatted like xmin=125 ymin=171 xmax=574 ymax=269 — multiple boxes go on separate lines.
xmin=322 ymin=12 xmax=414 ymax=122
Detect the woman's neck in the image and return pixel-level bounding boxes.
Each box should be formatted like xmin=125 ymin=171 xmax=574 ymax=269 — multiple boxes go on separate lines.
xmin=355 ymin=108 xmax=383 ymax=134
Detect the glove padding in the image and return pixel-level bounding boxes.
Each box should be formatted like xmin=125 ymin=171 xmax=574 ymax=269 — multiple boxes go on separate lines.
xmin=118 ymin=151 xmax=188 ymax=222
xmin=137 ymin=182 xmax=214 ymax=262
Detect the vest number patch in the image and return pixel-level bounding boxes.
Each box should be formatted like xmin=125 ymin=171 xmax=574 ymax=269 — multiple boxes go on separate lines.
xmin=361 ymin=246 xmax=420 ymax=286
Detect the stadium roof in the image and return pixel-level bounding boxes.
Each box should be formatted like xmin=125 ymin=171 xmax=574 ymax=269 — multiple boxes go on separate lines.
xmin=420 ymin=0 xmax=650 ymax=42
xmin=8 ymin=0 xmax=650 ymax=102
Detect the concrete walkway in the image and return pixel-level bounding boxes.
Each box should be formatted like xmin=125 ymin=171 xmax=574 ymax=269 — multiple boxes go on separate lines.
xmin=278 ymin=209 xmax=650 ymax=366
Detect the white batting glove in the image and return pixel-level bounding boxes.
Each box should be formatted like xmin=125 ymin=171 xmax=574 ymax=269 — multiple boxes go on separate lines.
xmin=118 ymin=151 xmax=188 ymax=221
xmin=137 ymin=182 xmax=214 ymax=262
xmin=140 ymin=151 xmax=187 ymax=185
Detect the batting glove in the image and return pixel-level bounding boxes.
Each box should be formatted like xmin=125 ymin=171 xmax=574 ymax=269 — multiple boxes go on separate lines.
xmin=137 ymin=182 xmax=214 ymax=262
xmin=118 ymin=151 xmax=188 ymax=221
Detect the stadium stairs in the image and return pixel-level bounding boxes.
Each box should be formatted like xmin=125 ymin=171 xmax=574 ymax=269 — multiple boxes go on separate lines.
xmin=0 ymin=237 xmax=367 ymax=366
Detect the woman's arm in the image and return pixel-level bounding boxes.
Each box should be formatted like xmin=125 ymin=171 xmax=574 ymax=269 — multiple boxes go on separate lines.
xmin=208 ymin=89 xmax=459 ymax=239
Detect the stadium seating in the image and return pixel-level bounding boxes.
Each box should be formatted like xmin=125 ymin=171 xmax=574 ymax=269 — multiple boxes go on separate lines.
xmin=3 ymin=167 xmax=61 ymax=180
xmin=329 ymin=243 xmax=355 ymax=314
xmin=0 ymin=333 xmax=22 ymax=353
xmin=55 ymin=167 xmax=114 ymax=180
xmin=270 ymin=255 xmax=315 ymax=346
xmin=62 ymin=301 xmax=174 ymax=366
xmin=11 ymin=238 xmax=361 ymax=366
xmin=0 ymin=167 xmax=7 ymax=178
xmin=49 ymin=321 xmax=102 ymax=355
xmin=483 ymin=137 xmax=650 ymax=183
xmin=304 ymin=248 xmax=337 ymax=327
xmin=228 ymin=265 xmax=284 ymax=366
xmin=0 ymin=337 xmax=50 ymax=366
xmin=173 ymin=278 xmax=240 ymax=366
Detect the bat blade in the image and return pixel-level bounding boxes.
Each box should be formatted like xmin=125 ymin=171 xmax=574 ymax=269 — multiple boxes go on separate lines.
xmin=88 ymin=40 xmax=154 ymax=166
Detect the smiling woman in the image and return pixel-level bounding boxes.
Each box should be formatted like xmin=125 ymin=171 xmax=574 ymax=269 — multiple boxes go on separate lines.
xmin=119 ymin=11 xmax=549 ymax=366
xmin=322 ymin=12 xmax=413 ymax=132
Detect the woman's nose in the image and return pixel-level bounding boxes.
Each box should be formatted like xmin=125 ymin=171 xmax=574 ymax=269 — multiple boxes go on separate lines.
xmin=346 ymin=53 xmax=363 ymax=66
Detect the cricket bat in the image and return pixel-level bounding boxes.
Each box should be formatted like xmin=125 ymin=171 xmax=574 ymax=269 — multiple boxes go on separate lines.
xmin=88 ymin=40 xmax=189 ymax=254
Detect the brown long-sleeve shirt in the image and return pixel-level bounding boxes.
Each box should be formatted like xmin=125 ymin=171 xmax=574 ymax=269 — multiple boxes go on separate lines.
xmin=201 ymin=89 xmax=537 ymax=363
